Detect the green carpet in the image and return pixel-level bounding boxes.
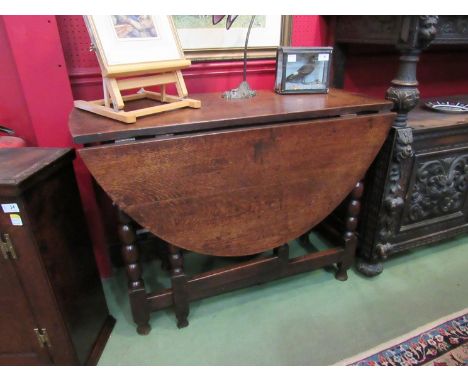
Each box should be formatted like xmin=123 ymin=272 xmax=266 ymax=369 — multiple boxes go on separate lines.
xmin=98 ymin=233 xmax=468 ymax=365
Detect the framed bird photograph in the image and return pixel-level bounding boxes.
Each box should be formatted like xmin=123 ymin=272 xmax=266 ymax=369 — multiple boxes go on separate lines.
xmin=275 ymin=47 xmax=333 ymax=94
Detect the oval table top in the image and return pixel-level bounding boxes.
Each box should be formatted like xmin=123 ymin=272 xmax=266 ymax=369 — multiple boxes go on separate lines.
xmin=79 ymin=111 xmax=394 ymax=257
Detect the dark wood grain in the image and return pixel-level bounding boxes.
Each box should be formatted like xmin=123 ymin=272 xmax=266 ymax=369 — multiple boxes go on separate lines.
xmin=69 ymin=89 xmax=393 ymax=144
xmin=0 ymin=148 xmax=114 ymax=365
xmin=117 ymin=210 xmax=150 ymax=335
xmin=0 ymin=248 xmax=52 ymax=365
xmin=408 ymin=95 xmax=468 ymax=130
xmin=331 ymin=15 xmax=468 ymax=275
xmin=0 ymin=148 xmax=72 ymax=195
xmin=21 ymin=158 xmax=113 ymax=364
xmin=81 ymin=113 xmax=394 ymax=257
xmin=73 ymin=89 xmax=395 ymax=333
xmin=146 ymin=247 xmax=344 ymax=312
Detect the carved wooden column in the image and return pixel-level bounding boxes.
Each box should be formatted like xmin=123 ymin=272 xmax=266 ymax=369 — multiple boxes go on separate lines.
xmin=117 ymin=210 xmax=151 ymax=335
xmin=357 ymin=16 xmax=439 ymax=276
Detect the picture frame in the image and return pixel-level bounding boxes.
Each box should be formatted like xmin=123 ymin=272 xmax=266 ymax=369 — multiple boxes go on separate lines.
xmin=172 ymin=15 xmax=292 ymax=61
xmin=275 ymin=47 xmax=333 ymax=94
xmin=84 ymin=15 xmax=186 ymax=76
xmin=74 ymin=15 xmax=200 ymax=123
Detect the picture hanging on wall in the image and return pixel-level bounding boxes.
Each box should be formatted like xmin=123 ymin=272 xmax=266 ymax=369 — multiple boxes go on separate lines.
xmin=86 ymin=15 xmax=184 ymax=69
xmin=172 ymin=15 xmax=292 ymax=61
xmin=73 ymin=15 xmax=201 ymax=124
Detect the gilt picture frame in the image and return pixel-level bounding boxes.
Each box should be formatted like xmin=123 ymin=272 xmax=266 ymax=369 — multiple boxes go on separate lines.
xmin=172 ymin=15 xmax=292 ymax=61
xmin=275 ymin=47 xmax=333 ymax=94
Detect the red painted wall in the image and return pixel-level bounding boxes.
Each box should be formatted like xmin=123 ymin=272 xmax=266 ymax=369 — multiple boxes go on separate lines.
xmin=1 ymin=15 xmax=325 ymax=278
xmin=57 ymin=16 xmax=326 ymax=101
xmin=4 ymin=15 xmax=468 ymax=278
xmin=342 ymin=47 xmax=468 ymax=98
xmin=0 ymin=19 xmax=36 ymax=145
xmin=1 ymin=16 xmax=111 ymax=277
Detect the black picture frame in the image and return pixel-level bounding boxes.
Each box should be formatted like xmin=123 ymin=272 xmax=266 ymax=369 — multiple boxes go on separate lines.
xmin=275 ymin=47 xmax=333 ymax=94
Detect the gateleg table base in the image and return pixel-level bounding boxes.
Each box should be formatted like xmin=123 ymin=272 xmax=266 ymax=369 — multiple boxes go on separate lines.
xmin=119 ymin=181 xmax=363 ymax=335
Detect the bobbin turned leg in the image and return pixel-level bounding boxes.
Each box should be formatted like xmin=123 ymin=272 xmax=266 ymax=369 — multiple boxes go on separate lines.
xmin=336 ymin=181 xmax=363 ymax=281
xmin=168 ymin=244 xmax=190 ymax=328
xmin=118 ymin=210 xmax=151 ymax=335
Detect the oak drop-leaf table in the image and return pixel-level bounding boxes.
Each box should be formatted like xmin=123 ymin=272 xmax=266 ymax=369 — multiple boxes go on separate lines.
xmin=69 ymin=90 xmax=394 ymax=335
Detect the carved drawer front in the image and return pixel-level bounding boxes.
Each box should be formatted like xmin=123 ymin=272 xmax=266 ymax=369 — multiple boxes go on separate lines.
xmin=335 ymin=16 xmax=403 ymax=44
xmin=401 ymin=147 xmax=468 ymax=231
xmin=434 ymin=16 xmax=468 ymax=44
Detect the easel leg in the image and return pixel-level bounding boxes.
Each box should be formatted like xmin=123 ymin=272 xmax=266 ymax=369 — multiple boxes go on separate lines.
xmin=106 ymin=78 xmax=125 ymax=111
xmin=103 ymin=78 xmax=110 ymax=108
xmin=336 ymin=181 xmax=364 ymax=281
xmin=168 ymin=244 xmax=190 ymax=328
xmin=161 ymin=84 xmax=167 ymax=103
xmin=174 ymin=70 xmax=188 ymax=97
xmin=118 ymin=210 xmax=151 ymax=335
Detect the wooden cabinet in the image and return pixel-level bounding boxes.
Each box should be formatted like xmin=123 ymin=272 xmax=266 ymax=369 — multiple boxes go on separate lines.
xmin=0 ymin=252 xmax=53 ymax=365
xmin=331 ymin=16 xmax=468 ymax=275
xmin=0 ymin=148 xmax=114 ymax=365
xmin=384 ymin=99 xmax=468 ymax=251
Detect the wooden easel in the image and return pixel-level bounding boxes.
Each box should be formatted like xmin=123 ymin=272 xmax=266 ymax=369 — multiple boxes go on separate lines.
xmin=74 ymin=16 xmax=201 ymax=124
xmin=74 ymin=61 xmax=201 ymax=123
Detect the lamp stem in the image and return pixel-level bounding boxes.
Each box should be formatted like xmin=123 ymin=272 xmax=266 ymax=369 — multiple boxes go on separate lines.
xmin=222 ymin=15 xmax=257 ymax=99
xmin=243 ymin=16 xmax=255 ymax=82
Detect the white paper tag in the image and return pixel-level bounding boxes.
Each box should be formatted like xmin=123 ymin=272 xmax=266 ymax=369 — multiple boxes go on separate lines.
xmin=2 ymin=203 xmax=19 ymax=213
xmin=287 ymin=54 xmax=297 ymax=63
xmin=10 ymin=214 xmax=23 ymax=226
xmin=318 ymin=54 xmax=330 ymax=61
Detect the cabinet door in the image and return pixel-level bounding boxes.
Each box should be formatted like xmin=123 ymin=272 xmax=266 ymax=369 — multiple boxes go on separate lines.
xmin=0 ymin=253 xmax=52 ymax=365
xmin=1 ymin=199 xmax=80 ymax=365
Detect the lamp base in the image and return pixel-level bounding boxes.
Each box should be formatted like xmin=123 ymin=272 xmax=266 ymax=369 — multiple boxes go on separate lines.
xmin=222 ymin=81 xmax=256 ymax=100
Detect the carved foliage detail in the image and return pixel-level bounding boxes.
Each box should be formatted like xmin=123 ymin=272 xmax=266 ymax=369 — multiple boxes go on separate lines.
xmin=376 ymin=128 xmax=414 ymax=259
xmin=386 ymin=87 xmax=420 ymax=115
xmin=438 ymin=16 xmax=468 ymax=36
xmin=406 ymin=155 xmax=468 ymax=223
xmin=336 ymin=16 xmax=398 ymax=39
xmin=395 ymin=128 xmax=414 ymax=161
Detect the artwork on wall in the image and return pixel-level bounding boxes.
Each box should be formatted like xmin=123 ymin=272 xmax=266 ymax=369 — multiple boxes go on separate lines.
xmin=110 ymin=15 xmax=159 ymax=39
xmin=172 ymin=15 xmax=292 ymax=60
xmin=87 ymin=15 xmax=184 ymax=67
xmin=73 ymin=15 xmax=201 ymax=124
xmin=275 ymin=47 xmax=333 ymax=94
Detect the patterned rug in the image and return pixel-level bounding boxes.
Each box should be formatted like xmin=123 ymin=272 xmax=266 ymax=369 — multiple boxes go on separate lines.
xmin=336 ymin=308 xmax=468 ymax=366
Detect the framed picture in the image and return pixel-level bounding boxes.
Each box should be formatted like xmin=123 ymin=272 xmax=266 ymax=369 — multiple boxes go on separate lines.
xmin=84 ymin=15 xmax=185 ymax=75
xmin=275 ymin=47 xmax=333 ymax=94
xmin=75 ymin=16 xmax=199 ymax=123
xmin=172 ymin=15 xmax=292 ymax=61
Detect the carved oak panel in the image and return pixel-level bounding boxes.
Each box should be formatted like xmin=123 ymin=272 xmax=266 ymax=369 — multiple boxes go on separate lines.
xmin=402 ymin=151 xmax=468 ymax=227
xmin=433 ymin=16 xmax=468 ymax=44
xmin=334 ymin=16 xmax=402 ymax=44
